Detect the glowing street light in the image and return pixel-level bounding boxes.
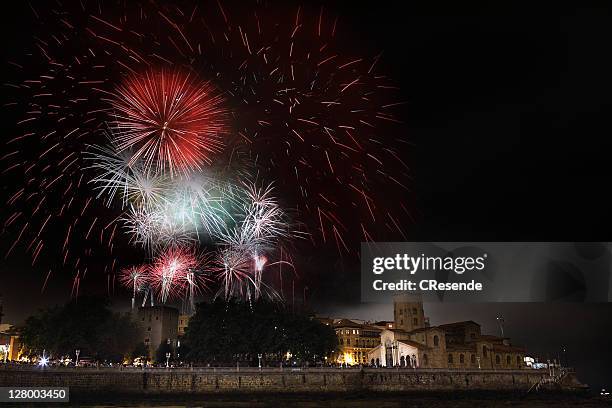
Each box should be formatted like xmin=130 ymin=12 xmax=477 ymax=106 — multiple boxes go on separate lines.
xmin=75 ymin=349 xmax=81 ymax=367
xmin=258 ymin=353 xmax=263 ymax=370
xmin=165 ymin=352 xmax=171 ymax=368
xmin=38 ymin=350 xmax=49 ymax=368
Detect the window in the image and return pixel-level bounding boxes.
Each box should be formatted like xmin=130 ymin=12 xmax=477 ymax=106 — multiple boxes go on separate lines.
xmin=423 ymin=354 xmax=428 ymax=366
xmin=433 ymin=335 xmax=439 ymax=346
xmin=347 ymin=338 xmax=350 ymax=345
xmin=399 ymin=309 xmax=403 ymax=315
xmin=147 ymin=327 xmax=151 ymax=331
xmin=495 ymin=355 xmax=501 ymax=364
xmin=413 ymin=318 xmax=418 ymax=326
xmin=483 ymin=346 xmax=488 ymax=357
xmin=517 ymin=356 xmax=521 ymax=365
xmin=470 ymin=333 xmax=476 ymax=339
xmin=448 ymin=354 xmax=453 ymax=364
xmin=460 ymin=354 xmax=464 ymax=364
xmin=412 ymin=308 xmax=417 ymax=315
xmin=471 ymin=354 xmax=476 ymax=364
xmin=506 ymin=355 xmax=511 ymax=365
xmin=400 ymin=319 xmax=403 ymax=325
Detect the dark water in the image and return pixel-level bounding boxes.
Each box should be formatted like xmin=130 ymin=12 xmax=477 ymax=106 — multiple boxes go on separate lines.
xmin=9 ymin=393 xmax=609 ymax=408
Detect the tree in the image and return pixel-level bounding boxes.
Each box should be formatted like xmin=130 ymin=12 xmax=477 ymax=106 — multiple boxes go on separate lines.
xmin=20 ymin=297 xmax=141 ymax=362
xmin=183 ymin=299 xmax=337 ymax=365
xmin=155 ymin=341 xmax=173 ymax=364
xmin=131 ymin=342 xmax=149 ymax=361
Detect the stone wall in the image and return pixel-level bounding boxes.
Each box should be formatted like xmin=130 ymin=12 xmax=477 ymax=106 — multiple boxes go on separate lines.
xmin=0 ymin=367 xmax=583 ymax=396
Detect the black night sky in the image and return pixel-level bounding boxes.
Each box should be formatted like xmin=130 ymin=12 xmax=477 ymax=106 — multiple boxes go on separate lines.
xmin=2 ymin=0 xmax=612 ymax=391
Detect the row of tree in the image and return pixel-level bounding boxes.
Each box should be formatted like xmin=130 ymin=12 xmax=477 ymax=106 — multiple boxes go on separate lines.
xmin=20 ymin=297 xmax=141 ymax=362
xmin=183 ymin=299 xmax=337 ymax=365
xmin=19 ymin=297 xmax=338 ymax=365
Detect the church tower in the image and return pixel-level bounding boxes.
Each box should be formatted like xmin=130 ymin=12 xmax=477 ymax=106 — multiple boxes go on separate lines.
xmin=393 ymin=293 xmax=426 ymax=332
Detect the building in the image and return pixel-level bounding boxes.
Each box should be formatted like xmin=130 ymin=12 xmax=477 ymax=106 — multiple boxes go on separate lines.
xmin=313 ymin=317 xmax=382 ymax=365
xmin=137 ymin=305 xmax=179 ymax=358
xmin=393 ymin=294 xmax=428 ymax=331
xmin=367 ymin=296 xmax=526 ymax=369
xmin=322 ymin=294 xmax=527 ymax=369
xmin=0 ymin=325 xmax=23 ymax=362
xmin=178 ymin=314 xmax=190 ymax=336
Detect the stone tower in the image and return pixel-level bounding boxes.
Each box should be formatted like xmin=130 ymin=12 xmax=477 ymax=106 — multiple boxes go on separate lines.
xmin=393 ymin=293 xmax=426 ymax=332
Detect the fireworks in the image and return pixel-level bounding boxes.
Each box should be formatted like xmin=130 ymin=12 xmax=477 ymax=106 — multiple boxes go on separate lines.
xmin=109 ymin=70 xmax=228 ymax=177
xmin=119 ymin=264 xmax=149 ymax=310
xmin=149 ymin=246 xmax=202 ymax=304
xmin=2 ymin=1 xmax=408 ymax=305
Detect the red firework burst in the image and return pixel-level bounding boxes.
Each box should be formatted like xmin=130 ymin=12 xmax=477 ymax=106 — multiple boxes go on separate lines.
xmin=118 ymin=264 xmax=149 ymax=290
xmin=109 ymin=69 xmax=228 ymax=177
xmin=149 ymin=246 xmax=201 ymax=302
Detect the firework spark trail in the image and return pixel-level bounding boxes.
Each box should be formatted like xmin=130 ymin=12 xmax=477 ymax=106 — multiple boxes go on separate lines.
xmin=119 ymin=264 xmax=149 ymax=310
xmin=109 ymin=69 xmax=228 ymax=177
xmin=2 ymin=1 xmax=408 ymax=302
xmin=149 ymin=246 xmax=201 ymax=304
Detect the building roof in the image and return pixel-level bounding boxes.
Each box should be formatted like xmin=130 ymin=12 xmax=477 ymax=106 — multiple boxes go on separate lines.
xmin=476 ymin=334 xmax=508 ymax=343
xmin=437 ymin=320 xmax=481 ymax=329
xmin=492 ymin=344 xmax=526 ymax=353
xmin=333 ymin=319 xmax=363 ymax=329
xmin=398 ymin=339 xmax=432 ymax=350
xmin=407 ymin=326 xmax=444 ymax=335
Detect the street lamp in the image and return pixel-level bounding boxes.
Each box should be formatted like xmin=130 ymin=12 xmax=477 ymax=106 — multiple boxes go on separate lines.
xmin=258 ymin=354 xmax=263 ymax=370
xmin=75 ymin=349 xmax=80 ymax=367
xmin=496 ymin=316 xmax=505 ymax=337
xmin=476 ymin=356 xmax=481 ymax=369
xmin=38 ymin=349 xmax=48 ymax=368
xmin=165 ymin=352 xmax=171 ymax=368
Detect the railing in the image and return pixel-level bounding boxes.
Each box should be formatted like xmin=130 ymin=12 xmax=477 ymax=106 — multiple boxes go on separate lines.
xmin=527 ymin=367 xmax=571 ymax=394
xmin=0 ymin=364 xmax=553 ymax=375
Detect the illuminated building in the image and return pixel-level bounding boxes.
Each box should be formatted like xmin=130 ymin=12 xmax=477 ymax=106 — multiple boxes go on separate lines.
xmin=326 ymin=319 xmax=381 ymax=366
